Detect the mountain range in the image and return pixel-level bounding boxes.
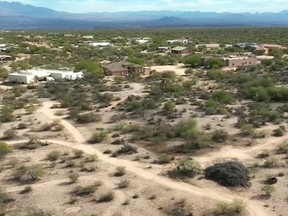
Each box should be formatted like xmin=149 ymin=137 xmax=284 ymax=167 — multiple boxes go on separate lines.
xmin=1 ymin=1 xmax=288 ymax=29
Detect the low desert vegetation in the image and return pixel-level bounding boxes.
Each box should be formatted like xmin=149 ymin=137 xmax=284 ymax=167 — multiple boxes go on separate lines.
xmin=215 ymin=199 xmax=246 ymax=215
xmin=205 ymin=161 xmax=250 ymax=187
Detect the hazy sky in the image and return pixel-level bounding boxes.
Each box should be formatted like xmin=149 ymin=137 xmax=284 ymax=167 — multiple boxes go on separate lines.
xmin=6 ymin=0 xmax=288 ymax=13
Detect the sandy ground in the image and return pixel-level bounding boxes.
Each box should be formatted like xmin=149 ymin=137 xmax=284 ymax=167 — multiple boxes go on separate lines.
xmin=7 ymin=99 xmax=271 ymax=216
xmin=1 ymin=81 xmax=287 ymax=216
xmin=150 ymin=64 xmax=187 ymax=76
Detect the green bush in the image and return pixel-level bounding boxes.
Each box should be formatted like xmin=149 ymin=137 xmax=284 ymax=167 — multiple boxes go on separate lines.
xmin=157 ymin=154 xmax=171 ymax=164
xmin=215 ymin=199 xmax=246 ymax=215
xmin=46 ymin=150 xmax=61 ymax=161
xmin=169 ymin=158 xmax=201 ymax=178
xmin=73 ymin=185 xmax=97 ymax=196
xmin=13 ymin=164 xmax=45 ymax=182
xmin=205 ymin=161 xmax=250 ymax=187
xmin=76 ymin=113 xmax=102 ymax=124
xmin=118 ymin=179 xmax=130 ymax=189
xmin=68 ymin=172 xmax=80 ymax=183
xmin=273 ymin=127 xmax=285 ymax=137
xmin=212 ymin=129 xmax=229 ymax=143
xmin=0 ymin=142 xmax=13 ymax=157
xmin=114 ymin=166 xmax=126 ymax=177
xmin=97 ymin=191 xmax=115 ymax=203
xmin=240 ymin=124 xmax=255 ymax=136
xmin=88 ymin=131 xmax=107 ymax=144
xmin=263 ymin=157 xmax=281 ymax=168
xmin=162 ymin=101 xmax=176 ymax=117
xmin=212 ymin=90 xmax=233 ymax=104
xmin=261 ymin=185 xmax=275 ymax=197
xmin=2 ymin=129 xmax=17 ymax=140
xmin=73 ymin=149 xmax=84 ymax=158
xmin=205 ymin=100 xmax=227 ymax=115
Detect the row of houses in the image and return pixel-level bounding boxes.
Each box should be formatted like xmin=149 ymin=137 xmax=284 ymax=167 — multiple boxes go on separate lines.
xmin=8 ymin=69 xmax=84 ymax=84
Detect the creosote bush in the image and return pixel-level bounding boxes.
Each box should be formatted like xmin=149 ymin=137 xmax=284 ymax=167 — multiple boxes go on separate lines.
xmin=13 ymin=164 xmax=45 ymax=182
xmin=72 ymin=185 xmax=97 ymax=196
xmin=0 ymin=142 xmax=13 ymax=157
xmin=118 ymin=179 xmax=130 ymax=189
xmin=215 ymin=199 xmax=246 ymax=215
xmin=114 ymin=166 xmax=126 ymax=177
xmin=97 ymin=191 xmax=115 ymax=203
xmin=88 ymin=131 xmax=108 ymax=144
xmin=169 ymin=158 xmax=201 ymax=178
xmin=46 ymin=150 xmax=61 ymax=161
xmin=205 ymin=161 xmax=250 ymax=187
xmin=68 ymin=172 xmax=80 ymax=183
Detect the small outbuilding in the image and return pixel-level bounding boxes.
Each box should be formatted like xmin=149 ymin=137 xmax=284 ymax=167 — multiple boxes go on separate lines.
xmin=8 ymin=72 xmax=35 ymax=84
xmin=171 ymin=46 xmax=190 ymax=55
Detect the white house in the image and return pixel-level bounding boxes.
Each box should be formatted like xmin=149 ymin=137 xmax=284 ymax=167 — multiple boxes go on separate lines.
xmin=8 ymin=73 xmax=35 ymax=84
xmin=90 ymin=42 xmax=110 ymax=47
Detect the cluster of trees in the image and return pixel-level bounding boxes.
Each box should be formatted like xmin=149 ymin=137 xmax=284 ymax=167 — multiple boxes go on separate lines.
xmin=183 ymin=55 xmax=224 ymax=68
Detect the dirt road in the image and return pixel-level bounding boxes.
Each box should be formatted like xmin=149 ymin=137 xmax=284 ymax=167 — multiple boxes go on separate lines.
xmin=38 ymin=101 xmax=85 ymax=144
xmin=23 ymin=101 xmax=269 ymax=216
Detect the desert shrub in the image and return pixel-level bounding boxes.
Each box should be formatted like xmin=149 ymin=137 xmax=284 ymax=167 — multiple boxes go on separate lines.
xmin=0 ymin=106 xmax=15 ymax=122
xmin=263 ymin=157 xmax=281 ymax=168
xmin=38 ymin=123 xmax=52 ymax=132
xmin=18 ymin=137 xmax=47 ymax=150
xmin=25 ymin=105 xmax=37 ymax=114
xmin=204 ymin=100 xmax=227 ymax=115
xmin=20 ymin=186 xmax=32 ymax=194
xmin=117 ymin=144 xmax=137 ymax=155
xmin=88 ymin=131 xmax=107 ymax=144
xmin=2 ymin=129 xmax=17 ymax=140
xmin=261 ymin=185 xmax=275 ymax=197
xmin=215 ymin=199 xmax=246 ymax=215
xmin=212 ymin=90 xmax=233 ymax=104
xmin=86 ymin=154 xmax=98 ymax=162
xmin=17 ymin=123 xmax=27 ymax=129
xmin=68 ymin=172 xmax=79 ymax=183
xmin=0 ymin=142 xmax=13 ymax=157
xmin=240 ymin=124 xmax=255 ymax=136
xmin=26 ymin=209 xmax=52 ymax=216
xmin=205 ymin=161 xmax=250 ymax=187
xmin=272 ymin=127 xmax=285 ymax=137
xmin=76 ymin=113 xmax=101 ymax=124
xmin=13 ymin=164 xmax=45 ymax=182
xmin=257 ymin=149 xmax=270 ymax=158
xmin=162 ymin=101 xmax=176 ymax=117
xmin=277 ymin=142 xmax=288 ymax=154
xmin=252 ymin=130 xmax=267 ymax=139
xmin=212 ymin=129 xmax=229 ymax=143
xmin=54 ymin=110 xmax=65 ymax=116
xmin=73 ymin=149 xmax=84 ymax=158
xmin=66 ymin=160 xmax=76 ymax=168
xmin=157 ymin=154 xmax=171 ymax=164
xmin=46 ymin=150 xmax=61 ymax=161
xmin=118 ymin=179 xmax=130 ymax=189
xmin=97 ymin=191 xmax=115 ymax=203
xmin=114 ymin=166 xmax=126 ymax=177
xmin=52 ymin=124 xmax=64 ymax=131
xmin=169 ymin=158 xmax=201 ymax=178
xmin=72 ymin=185 xmax=97 ymax=196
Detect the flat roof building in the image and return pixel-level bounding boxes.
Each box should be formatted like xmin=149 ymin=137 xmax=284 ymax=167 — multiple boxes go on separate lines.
xmin=171 ymin=46 xmax=190 ymax=55
xmin=223 ymin=56 xmax=257 ymax=68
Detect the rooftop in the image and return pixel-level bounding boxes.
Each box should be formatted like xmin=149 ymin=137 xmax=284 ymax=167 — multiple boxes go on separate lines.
xmin=171 ymin=46 xmax=188 ymax=51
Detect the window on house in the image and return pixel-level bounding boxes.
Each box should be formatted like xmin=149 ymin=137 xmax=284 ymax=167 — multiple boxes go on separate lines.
xmin=232 ymin=63 xmax=234 ymax=66
xmin=249 ymin=62 xmax=251 ymax=64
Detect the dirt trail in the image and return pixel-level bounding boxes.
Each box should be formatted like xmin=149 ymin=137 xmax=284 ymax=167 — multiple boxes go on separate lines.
xmin=195 ymin=132 xmax=288 ymax=167
xmin=7 ymin=175 xmax=127 ymax=216
xmin=38 ymin=101 xmax=85 ymax=144
xmin=20 ymin=101 xmax=269 ymax=216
